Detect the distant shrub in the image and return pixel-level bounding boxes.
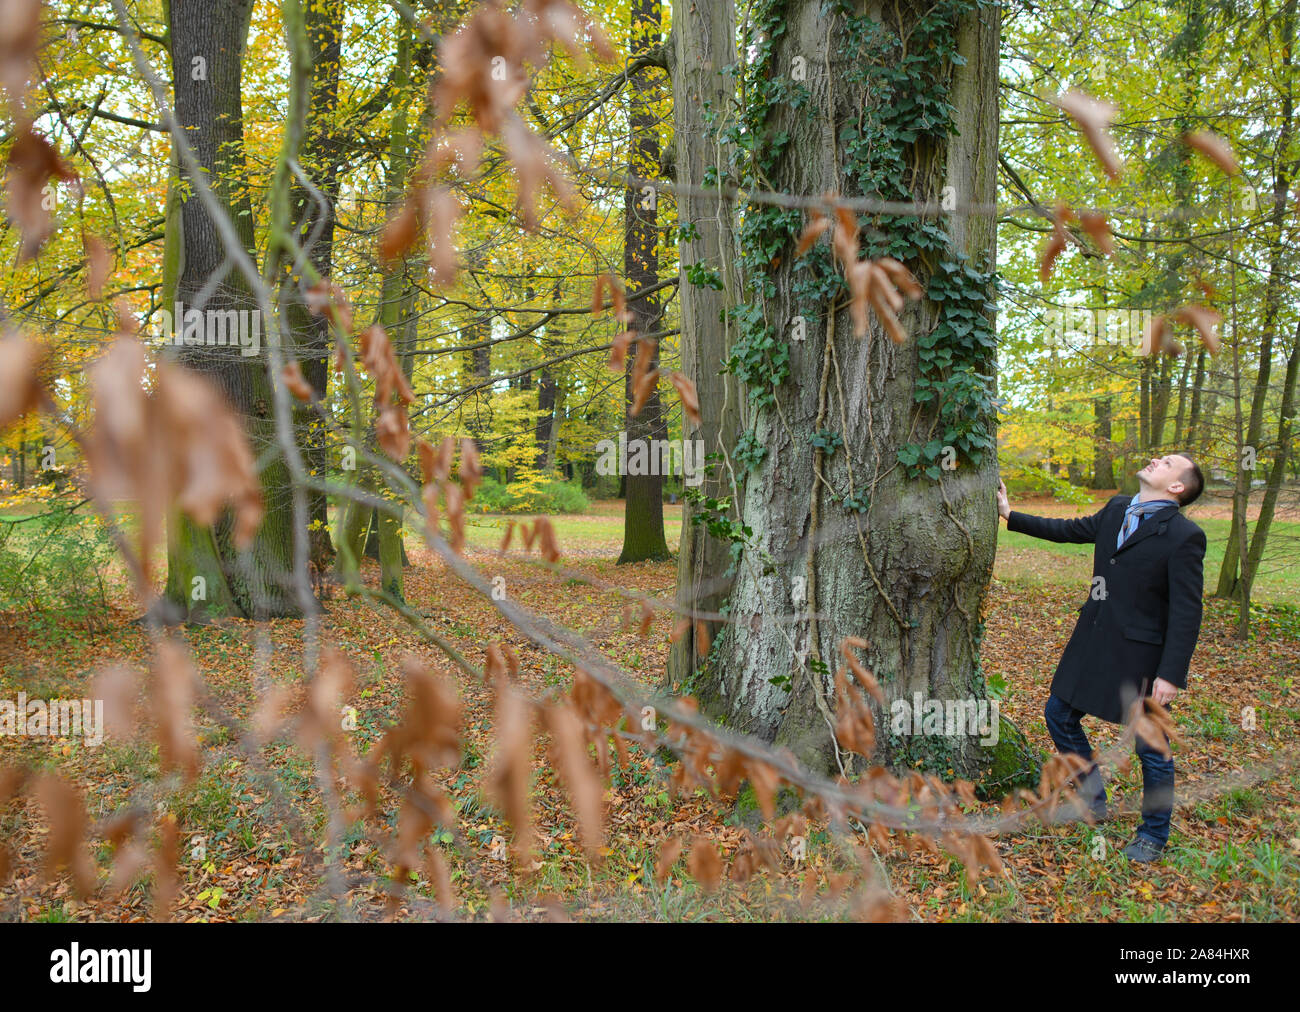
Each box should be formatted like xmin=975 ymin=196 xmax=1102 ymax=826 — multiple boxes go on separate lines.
xmin=1003 ymin=463 xmax=1094 ymax=505
xmin=0 ymin=502 xmax=117 ymax=628
xmin=468 ymin=475 xmax=589 ymax=515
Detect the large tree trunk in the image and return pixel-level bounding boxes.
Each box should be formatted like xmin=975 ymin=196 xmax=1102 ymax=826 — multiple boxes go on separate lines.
xmin=666 ymin=0 xmax=743 ymax=686
xmin=707 ymin=0 xmax=1001 ymax=777
xmin=164 ymin=0 xmax=298 ymax=620
xmin=618 ymin=0 xmax=670 ymax=564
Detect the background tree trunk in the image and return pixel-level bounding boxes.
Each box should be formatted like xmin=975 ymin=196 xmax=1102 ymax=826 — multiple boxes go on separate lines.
xmin=282 ymin=0 xmax=343 ymax=572
xmin=1091 ymin=396 xmax=1114 ymax=488
xmin=666 ymin=0 xmax=743 ymax=687
xmin=618 ymin=0 xmax=670 ymax=564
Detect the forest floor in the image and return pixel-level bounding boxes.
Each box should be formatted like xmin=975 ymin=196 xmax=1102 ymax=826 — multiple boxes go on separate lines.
xmin=2 ymin=500 xmax=1299 ymax=922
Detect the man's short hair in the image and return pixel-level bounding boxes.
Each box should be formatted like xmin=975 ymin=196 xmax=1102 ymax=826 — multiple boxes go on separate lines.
xmin=1172 ymin=452 xmax=1203 ymax=506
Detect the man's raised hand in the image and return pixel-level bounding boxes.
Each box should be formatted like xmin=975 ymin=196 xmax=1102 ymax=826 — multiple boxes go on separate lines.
xmin=997 ymin=479 xmax=1011 ymax=520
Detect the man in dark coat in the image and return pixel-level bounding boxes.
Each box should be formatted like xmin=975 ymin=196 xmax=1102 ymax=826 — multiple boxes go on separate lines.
xmin=996 ymin=453 xmax=1207 ymax=863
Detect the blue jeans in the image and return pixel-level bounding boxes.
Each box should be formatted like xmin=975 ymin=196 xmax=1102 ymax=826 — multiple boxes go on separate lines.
xmin=1043 ymin=693 xmax=1174 ymax=848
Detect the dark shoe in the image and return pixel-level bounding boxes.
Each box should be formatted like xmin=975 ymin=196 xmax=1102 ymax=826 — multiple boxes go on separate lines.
xmin=1123 ymin=835 xmax=1164 ymax=863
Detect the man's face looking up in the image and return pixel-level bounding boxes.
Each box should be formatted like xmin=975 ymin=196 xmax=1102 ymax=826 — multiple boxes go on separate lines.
xmin=1137 ymin=453 xmax=1192 ymax=503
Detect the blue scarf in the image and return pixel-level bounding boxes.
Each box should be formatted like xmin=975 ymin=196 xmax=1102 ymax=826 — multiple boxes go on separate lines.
xmin=1116 ymin=494 xmax=1178 ymax=550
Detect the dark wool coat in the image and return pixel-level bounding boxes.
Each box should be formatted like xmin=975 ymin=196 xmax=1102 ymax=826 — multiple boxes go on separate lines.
xmin=1007 ymin=494 xmax=1206 ymax=724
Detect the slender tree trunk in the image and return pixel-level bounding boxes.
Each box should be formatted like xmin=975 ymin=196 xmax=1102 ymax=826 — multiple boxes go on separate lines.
xmin=375 ymin=21 xmax=418 ymax=602
xmin=666 ymin=0 xmax=743 ymax=686
xmin=1172 ymin=353 xmax=1192 ymax=444
xmin=618 ymin=0 xmax=670 ymax=564
xmin=1245 ymin=320 xmax=1300 ymax=583
xmin=534 ymin=280 xmax=562 ymax=470
xmin=1187 ymin=347 xmax=1207 ymax=450
xmin=1091 ymin=396 xmax=1114 ymax=488
xmin=283 ymin=0 xmax=343 ymax=571
xmin=1216 ymin=0 xmax=1296 ymax=602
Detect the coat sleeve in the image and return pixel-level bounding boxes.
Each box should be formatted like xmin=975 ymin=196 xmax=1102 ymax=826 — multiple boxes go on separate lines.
xmin=1006 ymin=496 xmax=1117 ymax=544
xmin=1155 ymin=527 xmax=1207 ymax=689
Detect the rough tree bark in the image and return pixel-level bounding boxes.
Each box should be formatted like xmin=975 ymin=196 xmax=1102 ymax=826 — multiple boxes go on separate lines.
xmin=163 ymin=0 xmax=298 ymax=620
xmin=706 ymin=0 xmax=1003 ymax=778
xmin=666 ymin=0 xmax=743 ymax=686
xmin=282 ymin=0 xmax=343 ymax=571
xmin=618 ymin=0 xmax=670 ymax=564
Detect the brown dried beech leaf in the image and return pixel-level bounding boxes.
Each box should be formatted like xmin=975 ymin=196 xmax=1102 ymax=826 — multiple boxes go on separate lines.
xmin=416 ymin=439 xmax=436 ymax=485
xmin=608 ymin=329 xmax=634 ymax=372
xmin=4 ymin=126 xmax=79 ymax=261
xmin=458 ymin=437 xmax=482 ymax=501
xmin=876 ymin=257 xmax=923 ymax=300
xmin=1054 ymin=90 xmax=1123 ymax=180
xmin=304 ymin=278 xmax=354 ymax=334
xmin=632 ymin=367 xmax=660 ymax=418
xmin=667 ymin=371 xmax=702 ymax=428
xmin=524 ymin=0 xmax=615 ymax=64
xmin=445 ymin=482 xmax=466 ymax=553
xmin=844 ymin=257 xmax=918 ymax=342
xmin=831 ymin=204 xmax=860 ymax=264
xmin=1131 ymin=697 xmax=1176 ymax=758
xmin=34 ymin=774 xmax=96 ymax=897
xmin=487 ymin=685 xmax=536 ymax=862
xmin=1183 ymin=130 xmax=1240 ymax=176
xmin=379 ymin=201 xmax=419 ymax=267
xmin=1140 ymin=314 xmax=1167 ymax=357
xmin=840 ymin=636 xmax=884 ymax=704
xmin=686 ymin=835 xmax=723 ymax=893
xmin=152 ymin=638 xmax=199 ymax=782
xmin=154 ymin=359 xmax=264 ymax=549
xmin=358 ymin=324 xmax=415 ymax=406
xmin=654 ymin=836 xmax=682 ymax=883
xmin=299 ymin=646 xmax=355 ymax=752
xmin=0 ymin=328 xmax=45 ymax=429
xmin=152 ymin=816 xmax=180 ymax=921
xmin=378 ymin=654 xmax=462 ymax=777
xmin=281 ymin=360 xmax=314 ymax=401
xmin=501 ymin=114 xmax=575 ymax=231
xmin=376 ymin=402 xmax=411 ymax=461
xmin=90 ymin=664 xmax=139 ymax=742
xmin=1039 ymin=204 xmax=1076 ymax=284
xmin=426 ymin=186 xmax=464 ymax=286
xmin=694 ymin=619 xmax=710 ymax=658
xmin=86 ymin=339 xmax=263 ymax=566
xmin=795 ymin=212 xmax=831 ymax=257
xmin=1079 ymin=211 xmax=1114 ymax=256
xmin=592 ymin=272 xmax=629 ymax=323
xmin=433 ymin=3 xmax=531 ymax=135
xmin=834 ymin=666 xmax=876 ymax=758
xmin=0 ymin=0 xmax=41 ymax=113
xmin=544 ymin=703 xmax=605 ymax=860
xmin=84 ymin=234 xmax=111 ymax=300
xmin=533 ymin=514 xmax=562 ymax=563
xmin=1172 ymin=303 xmax=1222 ymax=354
